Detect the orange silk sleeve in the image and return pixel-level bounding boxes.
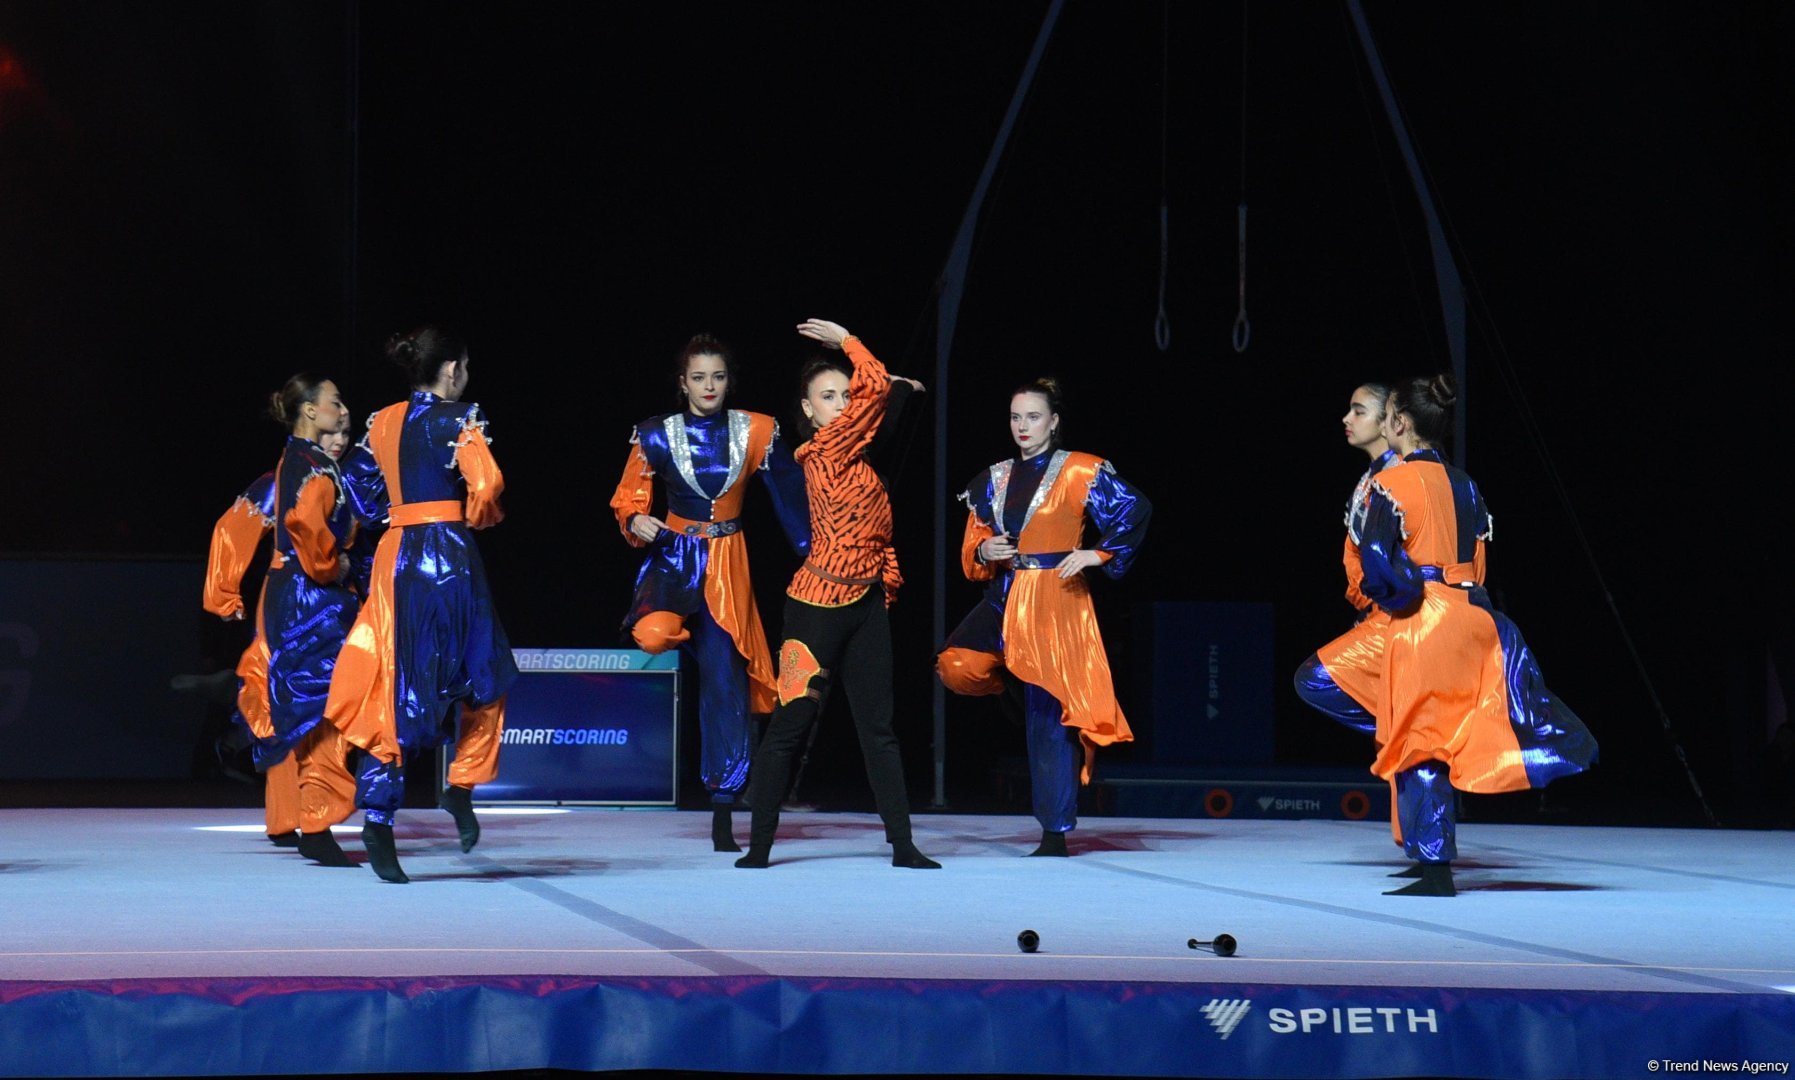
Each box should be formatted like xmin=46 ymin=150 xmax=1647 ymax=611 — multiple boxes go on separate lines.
xmin=608 ymin=440 xmax=655 ymax=547
xmin=960 ymin=509 xmax=997 ymax=582
xmin=202 ymin=500 xmax=269 ymax=618
xmin=455 ymin=424 xmax=506 ymax=529
xmin=286 ymin=475 xmax=342 ymax=584
xmin=1343 ymin=535 xmax=1372 ymax=611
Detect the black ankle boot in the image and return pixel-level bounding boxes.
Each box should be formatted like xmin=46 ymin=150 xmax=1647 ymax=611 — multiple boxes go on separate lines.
xmin=1028 ymin=830 xmax=1069 ymax=857
xmin=268 ymin=830 xmax=301 ymax=848
xmin=297 ymin=829 xmax=353 ymax=867
xmin=734 ymin=845 xmax=771 ymax=869
xmin=891 ymin=840 xmax=941 ymax=869
xmin=1389 ymin=863 xmax=1424 ymax=878
xmin=361 ymin=823 xmax=410 ymax=883
xmin=712 ymin=806 xmax=742 ymax=852
xmin=1384 ymin=862 xmax=1454 ymax=897
xmin=438 ymin=785 xmax=480 ymax=852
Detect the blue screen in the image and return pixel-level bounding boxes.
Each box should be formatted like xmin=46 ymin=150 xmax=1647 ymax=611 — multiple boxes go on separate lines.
xmin=451 ymin=666 xmax=678 ymax=804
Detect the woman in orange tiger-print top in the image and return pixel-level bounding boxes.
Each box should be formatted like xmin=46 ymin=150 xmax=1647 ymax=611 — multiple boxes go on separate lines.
xmin=735 ymin=318 xmax=940 ymax=870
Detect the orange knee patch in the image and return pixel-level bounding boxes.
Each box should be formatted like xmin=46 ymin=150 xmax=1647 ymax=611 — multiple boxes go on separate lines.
xmin=777 ymin=639 xmax=825 ymax=706
xmin=937 ymin=647 xmax=1005 ymax=696
xmin=632 ymin=611 xmax=691 ymax=654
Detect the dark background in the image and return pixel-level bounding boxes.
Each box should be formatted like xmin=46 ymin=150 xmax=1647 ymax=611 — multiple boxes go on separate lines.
xmin=2 ymin=2 xmax=1789 ymax=826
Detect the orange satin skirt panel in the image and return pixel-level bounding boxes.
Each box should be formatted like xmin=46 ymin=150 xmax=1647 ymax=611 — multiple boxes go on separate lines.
xmin=263 ymin=754 xmax=300 ymax=835
xmin=323 ymin=525 xmax=405 ymax=766
xmin=701 ymin=532 xmax=777 ymax=715
xmin=295 ymin=722 xmax=356 ymax=833
xmin=235 ymin=633 xmax=274 ymax=741
xmin=1373 ymin=582 xmax=1529 ymax=793
xmin=1316 ymin=609 xmax=1388 ymax=715
xmin=446 ymin=695 xmax=506 ymax=788
xmin=1000 ymin=571 xmax=1133 ymax=784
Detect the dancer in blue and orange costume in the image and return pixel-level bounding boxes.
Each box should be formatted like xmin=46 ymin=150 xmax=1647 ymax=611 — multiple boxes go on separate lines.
xmin=325 ymin=326 xmax=517 ymax=884
xmin=253 ymin=377 xmax=366 ymax=867
xmin=735 ymin=318 xmax=939 ymax=870
xmin=609 ymin=334 xmax=810 ymax=851
xmin=204 ymin=429 xmax=359 ymax=849
xmin=1292 ymin=383 xmax=1404 ymax=830
xmin=936 ymin=378 xmax=1151 ymax=856
xmin=1301 ymin=374 xmax=1597 ymax=897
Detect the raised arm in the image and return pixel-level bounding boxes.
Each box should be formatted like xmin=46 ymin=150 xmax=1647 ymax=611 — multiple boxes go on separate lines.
xmin=453 ymin=404 xmax=505 ymax=529
xmin=202 ymin=474 xmax=274 ymax=619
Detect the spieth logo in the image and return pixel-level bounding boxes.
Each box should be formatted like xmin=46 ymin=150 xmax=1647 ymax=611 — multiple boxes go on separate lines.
xmin=1268 ymin=1006 xmax=1441 ymax=1035
xmin=1202 ymin=998 xmax=1252 ymax=1040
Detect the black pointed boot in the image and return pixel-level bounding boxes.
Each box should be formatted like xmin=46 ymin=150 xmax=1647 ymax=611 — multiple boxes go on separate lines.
xmin=361 ymin=822 xmax=410 ymax=884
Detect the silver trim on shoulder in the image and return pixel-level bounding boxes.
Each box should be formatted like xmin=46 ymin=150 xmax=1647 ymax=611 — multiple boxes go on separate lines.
xmin=1018 ymin=450 xmax=1069 ymax=537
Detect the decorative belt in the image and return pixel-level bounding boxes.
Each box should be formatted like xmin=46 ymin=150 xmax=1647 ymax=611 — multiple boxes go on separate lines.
xmin=1418 ymin=564 xmax=1476 ymax=586
xmin=1010 ymin=551 xmax=1070 ymax=571
xmin=390 ymin=500 xmax=464 ymax=527
xmin=665 ymin=513 xmax=740 ymax=539
xmin=803 ymin=560 xmax=882 ymax=587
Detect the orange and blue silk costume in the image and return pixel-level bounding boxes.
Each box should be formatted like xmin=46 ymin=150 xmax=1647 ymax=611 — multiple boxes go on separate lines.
xmin=937 ymin=449 xmax=1150 ymax=833
xmin=1295 ymin=447 xmax=1403 ymax=737
xmin=325 ymin=393 xmax=516 ymax=825
xmin=258 ymin=437 xmax=363 ymax=835
xmin=203 ymin=469 xmax=300 ymax=837
xmin=1303 ymin=448 xmax=1597 ymax=864
xmin=608 ymin=409 xmax=808 ymax=803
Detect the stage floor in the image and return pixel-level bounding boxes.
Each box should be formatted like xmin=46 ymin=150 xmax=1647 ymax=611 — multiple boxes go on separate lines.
xmin=3 ymin=807 xmax=1793 ymax=1077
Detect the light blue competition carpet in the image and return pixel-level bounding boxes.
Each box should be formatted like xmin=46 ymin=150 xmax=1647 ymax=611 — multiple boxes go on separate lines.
xmin=1 ymin=808 xmax=1792 ymax=1077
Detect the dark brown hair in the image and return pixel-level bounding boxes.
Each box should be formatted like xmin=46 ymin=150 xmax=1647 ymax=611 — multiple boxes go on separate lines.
xmin=1011 ymin=376 xmax=1065 ymax=451
xmin=386 ymin=325 xmax=467 ymax=388
xmin=1389 ymin=373 xmax=1457 ymax=448
xmin=267 ymin=372 xmax=330 ymax=430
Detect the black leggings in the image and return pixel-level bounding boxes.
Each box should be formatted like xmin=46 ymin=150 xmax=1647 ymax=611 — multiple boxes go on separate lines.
xmin=748 ymin=590 xmax=913 ymax=847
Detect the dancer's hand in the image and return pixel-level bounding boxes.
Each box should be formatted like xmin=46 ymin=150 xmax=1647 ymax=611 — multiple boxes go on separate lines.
xmin=890 ymin=375 xmax=926 ymax=392
xmin=796 ymin=318 xmax=851 ymax=349
xmin=629 ymin=514 xmax=667 ymax=543
xmin=221 ymin=609 xmax=245 ymax=622
xmin=980 ymin=533 xmax=1017 ymax=562
xmin=1056 ymin=549 xmax=1105 ymax=578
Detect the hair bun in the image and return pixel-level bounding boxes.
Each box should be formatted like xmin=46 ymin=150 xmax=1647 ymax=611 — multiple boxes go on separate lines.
xmin=266 ymin=390 xmax=289 ymax=425
xmin=1036 ymin=375 xmax=1062 ymax=397
xmin=1427 ymin=373 xmax=1458 ymax=408
xmin=386 ymin=333 xmax=416 ymax=368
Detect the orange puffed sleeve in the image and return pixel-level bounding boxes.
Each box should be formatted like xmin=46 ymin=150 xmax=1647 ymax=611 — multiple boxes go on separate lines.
xmin=960 ymin=509 xmax=997 ymax=582
xmin=203 ymin=500 xmax=270 ymax=618
xmin=608 ymin=440 xmax=655 ymax=546
xmin=455 ymin=424 xmax=506 ymax=529
xmin=1343 ymin=535 xmax=1372 ymax=612
xmin=286 ymin=475 xmax=343 ymax=584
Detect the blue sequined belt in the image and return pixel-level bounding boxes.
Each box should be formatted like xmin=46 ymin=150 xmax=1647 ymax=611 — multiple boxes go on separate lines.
xmin=665 ymin=513 xmax=740 ymax=538
xmin=1418 ymin=564 xmax=1476 ymax=586
xmin=1011 ymin=551 xmax=1071 ymax=571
